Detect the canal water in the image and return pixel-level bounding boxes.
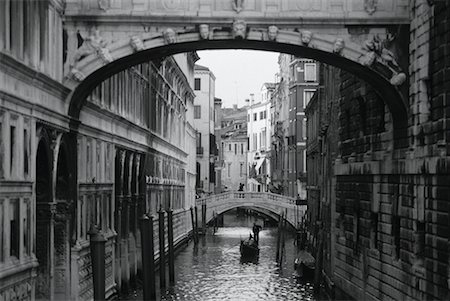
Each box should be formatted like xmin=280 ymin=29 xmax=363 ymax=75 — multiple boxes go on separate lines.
xmin=123 ymin=210 xmax=315 ymax=300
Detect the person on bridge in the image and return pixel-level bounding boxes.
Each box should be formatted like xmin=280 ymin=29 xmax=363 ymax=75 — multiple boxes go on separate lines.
xmin=252 ymin=223 xmax=262 ymax=243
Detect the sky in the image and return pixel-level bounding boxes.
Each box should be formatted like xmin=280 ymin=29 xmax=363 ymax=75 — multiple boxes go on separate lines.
xmin=196 ymin=50 xmax=280 ymax=108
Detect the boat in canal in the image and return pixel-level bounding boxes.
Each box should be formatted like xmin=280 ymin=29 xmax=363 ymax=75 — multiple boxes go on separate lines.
xmin=294 ymin=250 xmax=315 ymax=279
xmin=240 ymin=237 xmax=259 ymax=258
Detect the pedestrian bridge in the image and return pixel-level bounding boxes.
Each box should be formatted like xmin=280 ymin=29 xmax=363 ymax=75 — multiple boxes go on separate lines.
xmin=195 ymin=191 xmax=307 ymax=228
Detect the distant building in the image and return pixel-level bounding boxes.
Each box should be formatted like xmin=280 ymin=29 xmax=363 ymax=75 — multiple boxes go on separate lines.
xmin=219 ymin=106 xmax=248 ymax=191
xmin=214 ymin=97 xmax=223 ymax=193
xmin=270 ymin=54 xmax=319 ymax=198
xmin=247 ymin=94 xmax=271 ymax=192
xmin=194 ymin=64 xmax=218 ymax=194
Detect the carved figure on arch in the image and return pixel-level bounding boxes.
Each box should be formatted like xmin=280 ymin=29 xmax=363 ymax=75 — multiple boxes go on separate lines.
xmin=70 ymin=28 xmax=107 ymax=68
xmin=301 ymin=30 xmax=313 ymax=46
xmin=267 ymin=25 xmax=279 ymax=41
xmin=359 ymin=35 xmax=406 ymax=86
xmin=199 ymin=24 xmax=212 ymax=40
xmin=163 ymin=28 xmax=177 ymax=44
xmin=333 ymin=38 xmax=345 ymax=55
xmin=364 ymin=0 xmax=377 ymax=15
xmin=130 ymin=36 xmax=144 ymax=52
xmin=232 ymin=20 xmax=247 ymax=39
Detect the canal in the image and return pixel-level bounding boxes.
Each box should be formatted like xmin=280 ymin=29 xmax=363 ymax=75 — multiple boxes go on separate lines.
xmin=123 ymin=209 xmax=315 ymax=300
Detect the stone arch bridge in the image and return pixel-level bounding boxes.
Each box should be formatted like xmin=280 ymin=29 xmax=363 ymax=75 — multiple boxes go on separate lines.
xmin=195 ymin=191 xmax=307 ymax=229
xmin=64 ymin=0 xmax=410 ymax=134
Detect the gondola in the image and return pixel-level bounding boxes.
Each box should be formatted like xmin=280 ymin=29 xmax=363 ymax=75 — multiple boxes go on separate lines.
xmin=240 ymin=237 xmax=259 ymax=258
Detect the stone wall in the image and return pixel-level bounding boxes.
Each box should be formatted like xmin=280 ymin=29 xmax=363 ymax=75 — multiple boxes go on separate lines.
xmin=329 ymin=2 xmax=450 ymax=300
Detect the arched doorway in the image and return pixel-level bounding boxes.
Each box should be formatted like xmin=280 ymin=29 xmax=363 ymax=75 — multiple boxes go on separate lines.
xmin=35 ymin=135 xmax=53 ymax=300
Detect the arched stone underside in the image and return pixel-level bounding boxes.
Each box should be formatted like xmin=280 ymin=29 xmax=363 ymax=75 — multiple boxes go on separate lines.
xmin=214 ymin=206 xmax=287 ymax=227
xmin=66 ymin=27 xmax=409 ymax=134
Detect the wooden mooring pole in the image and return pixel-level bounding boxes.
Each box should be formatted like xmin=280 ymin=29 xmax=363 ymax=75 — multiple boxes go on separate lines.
xmin=158 ymin=209 xmax=166 ymax=289
xmin=190 ymin=206 xmax=197 ymax=244
xmin=140 ymin=214 xmax=156 ymax=300
xmin=167 ymin=209 xmax=175 ymax=285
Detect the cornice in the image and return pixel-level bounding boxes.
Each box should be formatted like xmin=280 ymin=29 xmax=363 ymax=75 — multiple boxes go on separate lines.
xmin=0 ymin=52 xmax=71 ymax=100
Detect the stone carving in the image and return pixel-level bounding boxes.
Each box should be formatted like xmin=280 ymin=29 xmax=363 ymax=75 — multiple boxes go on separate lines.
xmin=98 ymin=47 xmax=113 ymax=63
xmin=163 ymin=28 xmax=177 ymax=44
xmin=232 ymin=0 xmax=244 ymax=13
xmin=130 ymin=36 xmax=144 ymax=51
xmin=70 ymin=68 xmax=86 ymax=81
xmin=232 ymin=20 xmax=247 ymax=39
xmin=301 ymin=30 xmax=312 ymax=46
xmin=71 ymin=28 xmax=107 ymax=67
xmin=333 ymin=38 xmax=345 ymax=55
xmin=267 ymin=25 xmax=279 ymax=41
xmin=364 ymin=0 xmax=377 ymax=15
xmin=359 ymin=35 xmax=406 ymax=86
xmin=98 ymin=0 xmax=109 ymax=11
xmin=199 ymin=24 xmax=212 ymax=40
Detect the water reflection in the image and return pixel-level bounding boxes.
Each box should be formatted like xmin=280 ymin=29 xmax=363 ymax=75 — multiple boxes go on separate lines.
xmin=124 ymin=210 xmax=315 ymax=301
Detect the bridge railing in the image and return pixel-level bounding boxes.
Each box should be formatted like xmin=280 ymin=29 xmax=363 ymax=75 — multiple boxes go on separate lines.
xmin=195 ymin=191 xmax=297 ymax=206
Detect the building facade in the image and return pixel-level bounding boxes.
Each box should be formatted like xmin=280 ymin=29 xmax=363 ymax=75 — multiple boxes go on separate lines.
xmin=247 ymin=96 xmax=271 ymax=192
xmin=193 ymin=64 xmax=217 ymax=195
xmin=270 ymin=55 xmax=319 ymax=199
xmin=0 ymin=3 xmax=198 ymax=298
xmin=219 ymin=106 xmax=248 ymax=191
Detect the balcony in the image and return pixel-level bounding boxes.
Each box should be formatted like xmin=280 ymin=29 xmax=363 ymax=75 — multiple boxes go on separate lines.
xmin=197 ymin=147 xmax=204 ymax=155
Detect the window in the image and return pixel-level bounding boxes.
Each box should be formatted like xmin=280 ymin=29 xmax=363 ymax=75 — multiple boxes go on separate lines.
xmin=228 ymin=144 xmax=231 ymax=151
xmin=240 ymin=163 xmax=244 ymax=177
xmin=194 ymin=105 xmax=201 ymax=119
xmin=304 ymin=63 xmax=317 ymax=81
xmin=303 ymin=89 xmax=316 ymax=108
xmin=234 ymin=143 xmax=237 ymax=155
xmin=10 ymin=125 xmax=15 ymax=175
xmin=263 ymin=111 xmax=267 ymax=119
xmin=261 ymin=128 xmax=267 ymax=148
xmin=24 ymin=128 xmax=29 ymax=176
xmin=260 ymin=111 xmax=264 ymax=119
xmin=227 ymin=163 xmax=231 ymax=177
xmin=253 ymin=113 xmax=257 ymax=121
xmin=10 ymin=199 xmax=19 ymax=258
xmin=194 ymin=78 xmax=201 ymax=90
xmin=241 ymin=143 xmax=244 ymax=154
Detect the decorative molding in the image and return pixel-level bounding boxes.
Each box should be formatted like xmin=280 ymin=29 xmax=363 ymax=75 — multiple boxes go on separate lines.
xmin=232 ymin=0 xmax=244 ymax=13
xmin=364 ymin=0 xmax=377 ymax=15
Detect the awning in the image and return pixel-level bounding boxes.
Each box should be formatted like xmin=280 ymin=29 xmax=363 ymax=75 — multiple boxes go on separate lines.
xmin=255 ymin=158 xmax=265 ymax=171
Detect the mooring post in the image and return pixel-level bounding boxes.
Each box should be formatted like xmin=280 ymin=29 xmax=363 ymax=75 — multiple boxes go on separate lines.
xmin=89 ymin=225 xmax=106 ymax=301
xmin=190 ymin=206 xmax=197 ymax=244
xmin=279 ymin=212 xmax=286 ymax=266
xmin=140 ymin=214 xmax=156 ymax=300
xmin=158 ymin=208 xmax=166 ymax=289
xmin=148 ymin=214 xmax=156 ymax=300
xmin=194 ymin=205 xmax=199 ymax=238
xmin=275 ymin=213 xmax=282 ymax=263
xmin=202 ymin=202 xmax=206 ymax=233
xmin=167 ymin=209 xmax=175 ymax=285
